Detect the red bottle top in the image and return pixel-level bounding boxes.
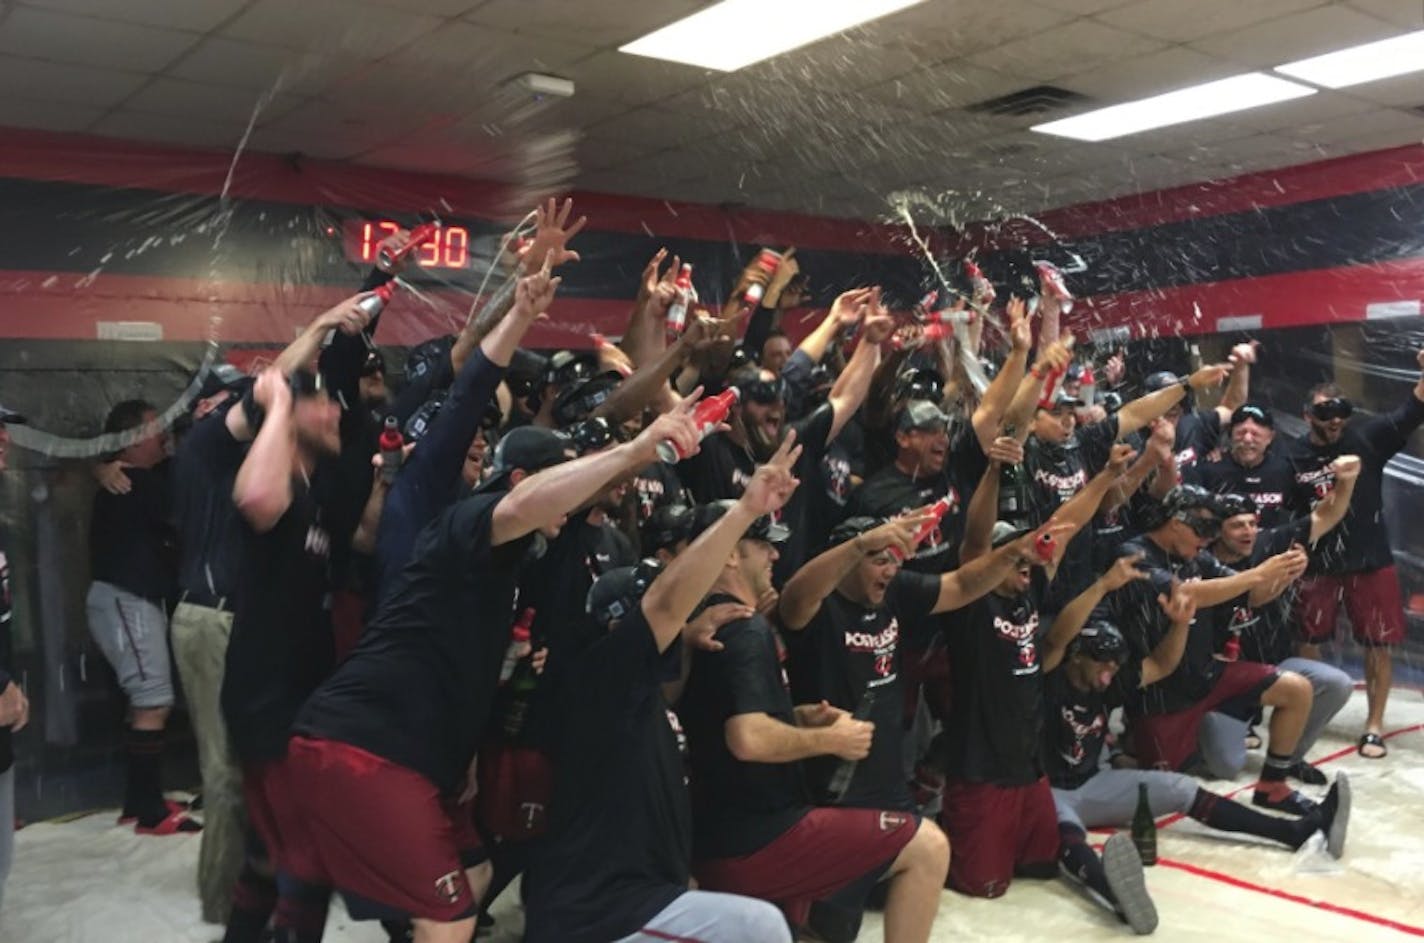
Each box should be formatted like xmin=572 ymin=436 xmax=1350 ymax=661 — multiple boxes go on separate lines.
xmin=378 ymin=415 xmax=403 ymax=452
xmin=889 ymin=496 xmax=953 ymax=562
xmin=658 ymin=388 xmax=739 ymax=463
xmin=382 ymin=222 xmax=439 ymax=266
xmin=921 ymin=322 xmax=952 ymax=344
xmin=512 ymin=608 xmax=535 ymax=642
xmin=1034 ymin=531 xmax=1057 ymax=562
xmin=674 ymin=263 xmax=693 ymax=291
xmin=1222 ymin=635 xmax=1241 ymax=662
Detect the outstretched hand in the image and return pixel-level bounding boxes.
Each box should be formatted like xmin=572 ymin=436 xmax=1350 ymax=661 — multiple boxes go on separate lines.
xmin=742 ymin=431 xmax=802 ymax=518
xmin=513 ymin=250 xmax=562 ymax=320
xmin=519 ymin=197 xmax=586 ymax=274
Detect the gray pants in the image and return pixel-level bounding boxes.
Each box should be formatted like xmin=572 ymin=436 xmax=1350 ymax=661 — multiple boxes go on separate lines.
xmin=1198 ymin=657 xmax=1352 ymax=779
xmin=612 ymin=890 xmax=792 ymax=943
xmin=0 ymin=766 xmax=12 ymax=913
xmin=170 ymin=601 xmax=245 ymax=925
xmin=85 ymin=582 xmax=174 ymax=709
xmin=1053 ymin=769 xmax=1199 ymax=833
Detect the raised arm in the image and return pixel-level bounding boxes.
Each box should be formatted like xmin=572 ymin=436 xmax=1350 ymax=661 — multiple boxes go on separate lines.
xmin=231 ymin=371 xmax=296 ymax=533
xmin=1215 ymin=342 xmax=1256 ymax=423
xmin=644 ymin=435 xmax=802 ymax=650
xmin=778 ymin=514 xmax=928 ymax=631
xmin=1140 ymin=588 xmax=1199 ymax=687
xmin=800 ymin=286 xmax=870 ymax=367
xmin=972 ymin=297 xmax=1032 ymax=449
xmin=825 ymin=293 xmax=893 ymax=442
xmin=1041 ymin=444 xmax=1134 ymax=569
xmin=935 ymin=522 xmax=1067 ymax=614
xmin=959 ymin=436 xmax=1024 ymax=563
xmin=1002 ymin=338 xmax=1074 ymax=443
xmin=1042 ymin=556 xmax=1146 ymax=672
xmin=1308 ymin=455 xmax=1360 ymax=545
xmin=1116 ymin=362 xmax=1232 ymax=434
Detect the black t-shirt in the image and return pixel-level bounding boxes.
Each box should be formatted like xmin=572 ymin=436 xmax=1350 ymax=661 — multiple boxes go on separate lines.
xmin=0 ymin=533 xmax=14 ymax=773
xmin=787 ymin=570 xmax=939 ymax=809
xmin=1040 ymin=660 xmax=1140 ymax=790
xmin=677 ymin=431 xmax=755 ymax=505
xmin=1171 ymin=409 xmax=1222 ymax=485
xmin=1283 ymin=395 xmax=1424 ymax=573
xmin=525 ymin=608 xmax=690 ymax=943
xmin=679 ymin=602 xmax=810 ymax=859
xmin=295 ymin=494 xmax=532 ymax=793
xmin=89 ymin=461 xmax=176 ymax=602
xmin=222 ymin=479 xmax=334 ymax=764
xmin=631 ymin=460 xmax=687 ymax=525
xmin=1211 ymin=517 xmax=1310 ymax=666
xmin=1200 ymin=452 xmax=1294 ymax=530
xmin=1027 ymin=417 xmax=1119 ymax=607
xmin=942 ymin=570 xmax=1048 ymax=786
xmin=770 ymin=404 xmax=835 ymax=582
xmin=173 ymin=410 xmax=247 ymax=600
xmin=1099 ymin=536 xmax=1236 ymax=717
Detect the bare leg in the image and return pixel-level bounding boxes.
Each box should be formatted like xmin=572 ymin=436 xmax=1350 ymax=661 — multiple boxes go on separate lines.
xmin=1260 ymin=672 xmax=1311 ymax=759
xmin=882 ymin=818 xmax=949 ymax=943
xmin=1363 ymin=646 xmax=1392 ymax=738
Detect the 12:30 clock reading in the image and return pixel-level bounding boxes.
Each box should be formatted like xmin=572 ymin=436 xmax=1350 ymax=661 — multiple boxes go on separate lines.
xmin=348 ymin=220 xmax=470 ymax=269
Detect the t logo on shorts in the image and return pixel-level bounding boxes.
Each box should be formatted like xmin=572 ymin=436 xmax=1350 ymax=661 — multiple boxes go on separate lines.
xmin=433 ymin=871 xmax=464 ymax=905
xmin=878 ymin=811 xmax=909 ymax=832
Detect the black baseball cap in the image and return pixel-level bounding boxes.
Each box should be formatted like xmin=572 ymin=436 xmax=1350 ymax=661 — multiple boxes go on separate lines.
xmin=690 ymin=499 xmax=789 ymax=545
xmin=1039 ymin=388 xmax=1085 ymax=411
xmin=1230 ymin=404 xmax=1273 ymax=429
xmin=476 ymin=426 xmax=577 ymax=493
xmin=568 ymin=416 xmax=617 ymax=455
xmin=553 ymin=372 xmax=622 ymax=427
xmin=896 ymin=399 xmax=950 ymax=433
xmin=828 ymin=515 xmax=880 ymax=549
xmin=1070 ymin=620 xmax=1128 ymax=663
xmin=644 ymin=503 xmax=695 ymax=553
xmin=0 ymin=405 xmax=26 ymax=424
xmin=1215 ymin=492 xmax=1258 ymax=519
xmin=586 ymin=558 xmax=664 ymax=629
xmin=196 ymin=363 xmax=249 ymax=400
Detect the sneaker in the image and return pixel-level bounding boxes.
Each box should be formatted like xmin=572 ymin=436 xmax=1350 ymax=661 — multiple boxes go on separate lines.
xmin=135 ymin=807 xmax=203 ymax=835
xmin=1289 ymin=761 xmax=1327 ymax=786
xmin=1103 ymin=833 xmax=1158 ymax=935
xmin=1322 ymin=772 xmax=1352 ymax=860
xmin=1252 ymin=788 xmax=1317 ymax=817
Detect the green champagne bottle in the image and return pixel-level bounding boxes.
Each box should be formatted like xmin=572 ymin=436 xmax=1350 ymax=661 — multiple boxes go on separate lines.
xmin=1131 ymin=782 xmax=1158 ymax=866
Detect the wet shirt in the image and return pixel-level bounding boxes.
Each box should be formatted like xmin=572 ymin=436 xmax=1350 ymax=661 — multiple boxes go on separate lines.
xmin=222 ymin=479 xmax=334 ymax=765
xmin=942 ymin=570 xmax=1048 ymax=786
xmin=787 ymin=570 xmax=940 ymax=809
xmin=1040 ymin=660 xmax=1140 ymax=790
xmin=525 ymin=607 xmax=690 ymax=943
xmin=631 ymin=460 xmax=687 ymax=525
xmin=1211 ymin=517 xmax=1311 ymax=666
xmin=295 ymin=494 xmax=532 ymax=793
xmin=679 ymin=602 xmax=810 ymax=859
xmin=90 ymin=461 xmax=176 ymax=602
xmin=1282 ymin=395 xmax=1424 ymax=574
xmin=1026 ymin=417 xmax=1118 ymax=606
xmin=172 ymin=409 xmax=247 ymax=601
xmin=1201 ymin=451 xmax=1295 ymax=530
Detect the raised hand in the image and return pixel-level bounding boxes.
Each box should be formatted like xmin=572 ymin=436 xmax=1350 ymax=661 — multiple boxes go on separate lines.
xmin=1104 ymin=350 xmax=1126 ymax=386
xmin=861 ymin=288 xmax=895 ymax=345
xmin=251 ymin=367 xmax=290 ymax=410
xmin=637 ymin=397 xmax=704 ymax=463
xmin=858 ymin=512 xmax=936 ymax=560
xmin=831 ymin=287 xmax=874 ymax=329
xmin=519 ymin=197 xmax=586 ymax=274
xmin=513 ymin=250 xmax=562 ymax=320
xmin=1330 ymin=454 xmax=1362 ymax=483
xmin=1102 ymin=553 xmax=1149 ymax=591
xmin=639 ymin=248 xmax=680 ymax=313
xmin=1158 ymin=584 xmax=1196 ymax=625
xmin=742 ymin=430 xmax=802 ymax=518
xmin=1034 ymin=339 xmax=1074 ymax=377
xmin=317 ymin=292 xmax=375 ymax=337
xmin=763 ymin=247 xmax=800 ymax=308
xmin=987 ymin=436 xmax=1024 ymax=466
xmin=1106 ymin=442 xmax=1137 ymax=476
xmin=1008 ymin=296 xmax=1031 ymax=352
xmin=685 ymin=601 xmax=752 ymax=652
xmin=1188 ymin=362 xmax=1233 ymax=391
xmin=1229 ymin=341 xmax=1259 ymax=367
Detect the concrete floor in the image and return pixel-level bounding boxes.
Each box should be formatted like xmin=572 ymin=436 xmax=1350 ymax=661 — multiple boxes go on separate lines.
xmin=3 ymin=686 xmax=1421 ymax=942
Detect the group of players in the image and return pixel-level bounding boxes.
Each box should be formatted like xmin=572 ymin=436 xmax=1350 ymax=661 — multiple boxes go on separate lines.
xmin=12 ymin=196 xmax=1423 ymax=943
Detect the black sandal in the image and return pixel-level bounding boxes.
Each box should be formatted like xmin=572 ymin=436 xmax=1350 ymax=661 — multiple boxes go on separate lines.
xmin=1358 ymin=732 xmax=1387 ymax=759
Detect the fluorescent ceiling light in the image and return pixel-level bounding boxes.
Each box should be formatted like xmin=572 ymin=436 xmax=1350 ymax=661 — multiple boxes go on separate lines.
xmin=1031 ymin=73 xmax=1315 ymax=142
xmin=1275 ymin=29 xmax=1424 ymax=89
xmin=619 ymin=0 xmax=928 ymax=72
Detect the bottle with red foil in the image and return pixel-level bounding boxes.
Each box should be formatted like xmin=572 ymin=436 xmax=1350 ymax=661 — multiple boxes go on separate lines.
xmin=666 ymin=263 xmax=694 ymax=338
xmin=742 ymin=248 xmax=784 ymax=306
xmin=500 ymin=608 xmax=535 ymax=684
xmin=964 ymin=258 xmax=996 ymax=306
xmin=658 ymin=388 xmax=739 ymax=463
xmin=1034 ymin=530 xmax=1057 ymax=563
xmin=1034 ymin=261 xmax=1074 ymax=315
xmin=1077 ymin=363 xmax=1097 ymax=407
xmin=378 ymin=415 xmax=405 ymax=483
xmin=325 ymin=281 xmax=395 ymax=348
xmin=888 ymin=495 xmax=955 ymax=562
xmin=379 ymin=221 xmax=439 ymax=270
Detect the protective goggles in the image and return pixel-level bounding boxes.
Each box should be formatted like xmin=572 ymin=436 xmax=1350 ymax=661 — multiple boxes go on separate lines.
xmin=1310 ymin=398 xmax=1353 ymax=422
xmin=742 ymin=377 xmax=788 ymax=404
xmin=1174 ymin=511 xmax=1222 ymax=539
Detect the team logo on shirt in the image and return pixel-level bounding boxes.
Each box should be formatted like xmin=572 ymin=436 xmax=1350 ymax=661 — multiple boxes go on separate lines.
xmin=846 ymin=619 xmax=899 ymax=679
xmin=433 ymin=870 xmax=464 ymax=904
xmin=1295 ymin=465 xmax=1336 ymax=508
xmin=304 ymin=524 xmax=331 ymax=559
xmin=1034 ymin=467 xmax=1086 ymax=502
xmin=994 ymin=612 xmax=1041 ymax=677
xmin=824 ymin=454 xmax=853 ymax=504
xmin=1176 ymin=447 xmax=1199 ymax=469
xmin=1058 ymin=704 xmax=1106 ymax=767
xmin=634 ymin=476 xmax=665 ymax=518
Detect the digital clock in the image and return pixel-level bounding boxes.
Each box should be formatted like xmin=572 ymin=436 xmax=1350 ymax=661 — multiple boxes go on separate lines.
xmin=343 ymin=219 xmax=470 ymax=270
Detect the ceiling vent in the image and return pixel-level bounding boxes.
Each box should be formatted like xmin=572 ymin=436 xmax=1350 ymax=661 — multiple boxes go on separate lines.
xmin=966 ymin=85 xmax=1090 ymax=117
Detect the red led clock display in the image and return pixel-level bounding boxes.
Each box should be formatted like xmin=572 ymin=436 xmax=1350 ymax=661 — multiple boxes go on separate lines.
xmin=346 ymin=220 xmax=470 ymax=269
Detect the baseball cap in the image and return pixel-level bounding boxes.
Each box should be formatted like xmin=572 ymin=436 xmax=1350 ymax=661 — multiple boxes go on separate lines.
xmin=1039 ymin=388 xmax=1085 ymax=411
xmin=894 ymin=369 xmax=943 ymax=404
xmin=545 ymin=350 xmax=599 ymax=390
xmin=690 ymin=499 xmax=789 ymax=545
xmin=0 ymin=404 xmax=26 ymax=424
xmin=896 ymin=399 xmax=950 ymax=434
xmin=644 ymin=504 xmax=695 ymax=553
xmin=828 ymin=515 xmax=880 ymax=549
xmin=568 ymin=415 xmax=617 ymax=455
xmin=586 ymin=559 xmax=664 ymax=629
xmin=289 ymin=368 xmax=326 ymax=399
xmin=1215 ymin=492 xmax=1258 ymax=520
xmin=1070 ymin=620 xmax=1128 ymax=663
xmin=553 ymin=372 xmax=622 ymax=427
xmin=476 ymin=426 xmax=577 ymax=493
xmin=990 ymin=520 xmax=1030 ymax=548
xmin=196 ymin=362 xmax=249 ymax=400
xmin=1230 ymin=404 xmax=1274 ymax=429
xmin=1143 ymin=371 xmax=1181 ymax=393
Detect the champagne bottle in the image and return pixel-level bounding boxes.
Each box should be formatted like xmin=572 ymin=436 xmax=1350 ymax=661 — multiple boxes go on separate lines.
xmin=1131 ymin=782 xmax=1158 ymax=866
xmin=825 ymin=689 xmax=877 ymax=804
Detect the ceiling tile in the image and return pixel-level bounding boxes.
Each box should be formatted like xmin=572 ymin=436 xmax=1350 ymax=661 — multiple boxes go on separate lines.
xmin=835 ymin=1 xmax=1079 ymax=68
xmin=401 ymin=21 xmax=596 ymax=74
xmin=1288 ymin=107 xmax=1424 ymax=144
xmin=362 ymin=0 xmax=486 ymax=15
xmin=1341 ymin=73 xmax=1424 ymax=109
xmin=463 ymin=0 xmax=703 ymax=48
xmin=1095 ymin=0 xmax=1327 ymax=43
xmin=123 ymin=77 xmax=309 ymax=125
xmin=169 ymin=39 xmax=344 ymax=94
xmin=1058 ymin=45 xmax=1243 ymax=100
xmin=1223 ymin=89 xmax=1369 ymax=134
xmin=1033 ymin=0 xmax=1134 ymax=14
xmin=560 ymin=50 xmax=713 ymax=108
xmin=18 ymin=0 xmax=251 ymax=32
xmin=89 ymin=109 xmax=253 ymax=149
xmin=1190 ymin=4 xmax=1402 ymax=68
xmin=967 ymin=19 xmax=1166 ymax=81
xmin=0 ymin=54 xmax=150 ymax=107
xmin=221 ymin=0 xmax=444 ymax=57
xmin=0 ymin=6 xmax=199 ymax=72
xmin=861 ymin=60 xmax=1025 ymax=113
xmin=0 ymin=96 xmax=105 ymax=132
xmin=1343 ymin=0 xmax=1424 ymax=29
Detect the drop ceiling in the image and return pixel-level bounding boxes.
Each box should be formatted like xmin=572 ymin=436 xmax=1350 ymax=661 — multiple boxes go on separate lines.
xmin=0 ymin=0 xmax=1422 ymax=219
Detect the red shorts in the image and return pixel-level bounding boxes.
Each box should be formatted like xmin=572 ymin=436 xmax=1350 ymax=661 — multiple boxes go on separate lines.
xmin=475 ymin=740 xmax=552 ymax=841
xmin=241 ymin=760 xmax=317 ymax=879
xmin=1296 ymin=567 xmax=1406 ymax=646
xmin=940 ymin=776 xmax=1059 ymax=898
xmin=279 ymin=736 xmax=487 ymax=923
xmin=693 ymin=807 xmax=918 ymax=927
xmin=1132 ymin=661 xmax=1278 ymax=771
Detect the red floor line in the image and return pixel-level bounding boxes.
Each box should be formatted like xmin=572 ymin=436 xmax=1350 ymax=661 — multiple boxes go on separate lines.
xmin=1153 ymin=721 xmax=1424 ymax=829
xmin=1154 ymin=857 xmax=1424 ymax=938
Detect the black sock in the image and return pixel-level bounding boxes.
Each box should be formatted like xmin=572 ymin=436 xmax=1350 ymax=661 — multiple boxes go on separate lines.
xmin=273 ymin=874 xmax=331 ymax=943
xmin=1189 ymin=788 xmax=1311 ymax=849
xmin=1058 ymin=824 xmax=1116 ymax=904
xmin=1256 ymin=751 xmax=1294 ymax=800
xmin=124 ymin=727 xmax=168 ymax=824
xmin=222 ymin=863 xmax=277 ymax=943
